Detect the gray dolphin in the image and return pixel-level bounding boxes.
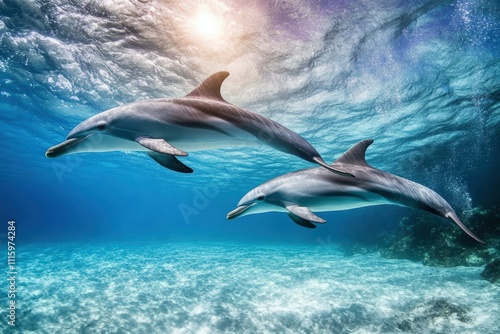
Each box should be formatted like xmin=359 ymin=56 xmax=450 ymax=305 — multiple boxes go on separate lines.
xmin=46 ymin=71 xmax=351 ymax=176
xmin=227 ymin=139 xmax=484 ymax=243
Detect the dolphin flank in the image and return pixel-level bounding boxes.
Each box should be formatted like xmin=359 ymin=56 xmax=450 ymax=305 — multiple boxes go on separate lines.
xmin=227 ymin=139 xmax=484 ymax=243
xmin=46 ymin=71 xmax=352 ymax=176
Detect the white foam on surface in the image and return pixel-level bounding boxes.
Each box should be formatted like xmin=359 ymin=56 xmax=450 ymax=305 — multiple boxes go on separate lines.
xmin=1 ymin=0 xmax=498 ymax=188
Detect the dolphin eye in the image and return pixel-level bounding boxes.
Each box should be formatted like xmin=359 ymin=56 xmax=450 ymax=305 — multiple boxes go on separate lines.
xmin=97 ymin=124 xmax=107 ymax=130
xmin=257 ymin=196 xmax=264 ymax=201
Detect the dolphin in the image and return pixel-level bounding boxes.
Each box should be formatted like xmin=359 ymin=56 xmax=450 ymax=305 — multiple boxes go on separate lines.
xmin=227 ymin=139 xmax=484 ymax=243
xmin=45 ymin=71 xmax=352 ymax=176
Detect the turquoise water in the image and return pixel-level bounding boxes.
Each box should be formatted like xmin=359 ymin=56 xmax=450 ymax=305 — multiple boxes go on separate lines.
xmin=2 ymin=242 xmax=499 ymax=333
xmin=1 ymin=0 xmax=499 ymax=332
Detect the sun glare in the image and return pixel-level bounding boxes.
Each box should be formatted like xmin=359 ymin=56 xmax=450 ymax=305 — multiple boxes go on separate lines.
xmin=194 ymin=10 xmax=223 ymax=39
xmin=179 ymin=2 xmax=239 ymax=53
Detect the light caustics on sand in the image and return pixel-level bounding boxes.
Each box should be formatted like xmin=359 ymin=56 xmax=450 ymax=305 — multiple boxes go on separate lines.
xmin=6 ymin=242 xmax=499 ymax=334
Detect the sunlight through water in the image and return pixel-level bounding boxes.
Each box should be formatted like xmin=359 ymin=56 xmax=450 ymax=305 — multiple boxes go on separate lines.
xmin=0 ymin=0 xmax=499 ymax=332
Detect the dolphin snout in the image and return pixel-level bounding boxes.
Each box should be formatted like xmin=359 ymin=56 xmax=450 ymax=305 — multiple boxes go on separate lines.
xmin=45 ymin=136 xmax=90 ymax=158
xmin=226 ymin=203 xmax=255 ymax=220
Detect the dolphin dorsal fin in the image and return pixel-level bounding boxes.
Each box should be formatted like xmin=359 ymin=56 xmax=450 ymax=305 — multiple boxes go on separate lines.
xmin=185 ymin=71 xmax=229 ymax=101
xmin=333 ymin=139 xmax=374 ymax=166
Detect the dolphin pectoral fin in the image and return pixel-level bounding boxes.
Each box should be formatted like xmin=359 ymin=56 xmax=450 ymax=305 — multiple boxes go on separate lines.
xmin=285 ymin=205 xmax=326 ymax=224
xmin=147 ymin=152 xmax=193 ymax=173
xmin=288 ymin=213 xmax=316 ymax=229
xmin=136 ymin=137 xmax=188 ymax=156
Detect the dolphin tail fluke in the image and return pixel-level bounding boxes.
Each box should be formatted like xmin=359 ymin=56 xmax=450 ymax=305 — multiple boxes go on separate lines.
xmin=314 ymin=157 xmax=355 ymax=177
xmin=446 ymin=211 xmax=484 ymax=244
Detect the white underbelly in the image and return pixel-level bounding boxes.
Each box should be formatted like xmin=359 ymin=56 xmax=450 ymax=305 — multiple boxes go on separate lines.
xmin=78 ymin=128 xmax=259 ymax=153
xmin=303 ymin=194 xmax=392 ymax=212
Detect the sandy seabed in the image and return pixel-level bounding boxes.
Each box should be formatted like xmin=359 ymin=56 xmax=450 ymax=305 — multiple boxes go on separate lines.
xmin=1 ymin=241 xmax=499 ymax=334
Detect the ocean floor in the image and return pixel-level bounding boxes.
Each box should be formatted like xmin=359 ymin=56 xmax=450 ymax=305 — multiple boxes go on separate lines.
xmin=2 ymin=241 xmax=499 ymax=334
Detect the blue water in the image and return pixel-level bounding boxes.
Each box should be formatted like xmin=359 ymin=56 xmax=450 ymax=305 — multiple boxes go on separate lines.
xmin=1 ymin=0 xmax=499 ymax=332
xmin=2 ymin=242 xmax=500 ymax=333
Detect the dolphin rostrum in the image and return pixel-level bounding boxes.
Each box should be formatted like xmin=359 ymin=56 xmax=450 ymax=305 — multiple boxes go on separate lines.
xmin=227 ymin=139 xmax=484 ymax=243
xmin=46 ymin=71 xmax=352 ymax=176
